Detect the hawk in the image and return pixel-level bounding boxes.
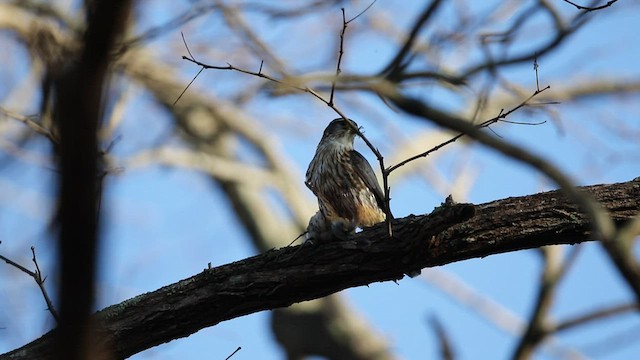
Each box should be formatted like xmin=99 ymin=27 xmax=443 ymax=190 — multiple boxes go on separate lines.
xmin=305 ymin=118 xmax=389 ymax=243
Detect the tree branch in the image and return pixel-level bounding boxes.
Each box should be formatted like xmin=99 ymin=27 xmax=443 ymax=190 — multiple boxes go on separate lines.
xmin=3 ymin=178 xmax=639 ymax=360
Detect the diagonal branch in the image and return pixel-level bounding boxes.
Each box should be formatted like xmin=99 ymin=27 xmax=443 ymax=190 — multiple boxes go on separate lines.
xmin=379 ymin=0 xmax=444 ymax=77
xmin=387 ymin=92 xmax=616 ymax=244
xmin=3 ymin=178 xmax=639 ymax=360
xmin=0 ymin=245 xmax=59 ymax=323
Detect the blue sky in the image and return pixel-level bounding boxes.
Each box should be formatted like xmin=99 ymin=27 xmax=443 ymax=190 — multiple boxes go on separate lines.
xmin=1 ymin=1 xmax=640 ymax=359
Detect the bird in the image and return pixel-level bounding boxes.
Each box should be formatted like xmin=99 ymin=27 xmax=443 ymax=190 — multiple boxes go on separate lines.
xmin=305 ymin=118 xmax=389 ymax=243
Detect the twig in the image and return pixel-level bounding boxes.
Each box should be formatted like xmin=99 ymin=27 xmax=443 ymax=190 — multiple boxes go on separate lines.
xmin=512 ymin=247 xmax=563 ymax=360
xmin=561 ymin=0 xmax=619 ymax=11
xmin=328 ymin=9 xmax=347 ymax=106
xmin=386 ymin=86 xmax=551 ymax=174
xmin=181 ymin=31 xmax=195 ymax=60
xmin=534 ymin=55 xmax=540 ymax=92
xmin=174 ymin=33 xmax=204 ymax=106
xmin=380 ymin=0 xmax=444 ymax=77
xmin=0 ymin=106 xmax=59 ymax=144
xmin=552 ymin=302 xmax=639 ymax=333
xmin=0 ymin=244 xmax=60 ymax=323
xmin=30 ymin=246 xmax=60 ymax=323
xmin=387 ymin=89 xmax=616 ymax=247
xmin=346 ymin=0 xmax=378 ymax=24
xmin=225 ymin=346 xmax=241 ymax=360
xmin=429 ymin=316 xmax=455 ymax=360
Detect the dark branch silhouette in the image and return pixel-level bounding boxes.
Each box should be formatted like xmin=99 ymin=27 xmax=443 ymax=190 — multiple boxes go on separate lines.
xmin=2 ymin=178 xmax=638 ymax=359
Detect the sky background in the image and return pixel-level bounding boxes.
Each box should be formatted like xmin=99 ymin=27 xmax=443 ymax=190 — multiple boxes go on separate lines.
xmin=1 ymin=1 xmax=640 ymax=359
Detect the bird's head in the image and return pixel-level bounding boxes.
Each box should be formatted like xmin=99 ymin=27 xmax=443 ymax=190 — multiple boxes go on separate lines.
xmin=320 ymin=118 xmax=360 ymax=146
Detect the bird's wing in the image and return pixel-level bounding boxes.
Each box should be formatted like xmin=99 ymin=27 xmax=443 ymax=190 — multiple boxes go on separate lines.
xmin=350 ymin=150 xmax=387 ymax=212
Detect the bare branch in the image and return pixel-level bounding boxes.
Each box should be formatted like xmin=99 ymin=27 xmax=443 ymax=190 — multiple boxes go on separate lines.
xmin=0 ymin=244 xmax=59 ymax=323
xmin=328 ymin=8 xmax=347 ymax=106
xmin=386 ymin=87 xmax=551 ymax=174
xmin=386 ymin=90 xmax=616 ymax=246
xmin=3 ymin=178 xmax=639 ymax=360
xmin=429 ymin=316 xmax=456 ymax=360
xmin=0 ymin=106 xmax=58 ymax=143
xmin=224 ymin=346 xmax=242 ymax=360
xmin=552 ymin=302 xmax=639 ymax=333
xmin=562 ymin=0 xmax=619 ymax=11
xmin=380 ymin=0 xmax=444 ymax=77
xmin=512 ymin=247 xmax=563 ymax=360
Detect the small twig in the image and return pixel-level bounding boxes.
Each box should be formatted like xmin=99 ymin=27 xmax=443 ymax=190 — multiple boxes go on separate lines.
xmin=30 ymin=246 xmax=60 ymax=323
xmin=380 ymin=0 xmax=444 ymax=77
xmin=512 ymin=247 xmax=562 ymax=360
xmin=288 ymin=232 xmax=306 ymax=246
xmin=181 ymin=31 xmax=195 ymax=60
xmin=346 ymin=0 xmax=378 ymax=24
xmin=173 ymin=64 xmax=204 ymax=107
xmin=552 ymin=302 xmax=639 ymax=333
xmin=0 ymin=243 xmax=59 ymax=323
xmin=561 ymin=0 xmax=619 ymax=11
xmin=499 ymin=119 xmax=546 ymax=125
xmin=429 ymin=316 xmax=456 ymax=360
xmin=225 ymin=346 xmax=241 ymax=360
xmin=174 ymin=33 xmax=206 ymax=106
xmin=1 ymin=250 xmax=35 ymax=277
xmin=0 ymin=106 xmax=59 ymax=144
xmin=96 ymin=136 xmax=121 ymax=224
xmin=386 ymin=86 xmax=551 ymax=174
xmin=329 ymin=9 xmax=347 ymax=106
xmin=534 ymin=55 xmax=540 ymax=92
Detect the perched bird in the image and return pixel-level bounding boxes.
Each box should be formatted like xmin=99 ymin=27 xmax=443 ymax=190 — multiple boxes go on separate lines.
xmin=305 ymin=118 xmax=389 ymax=243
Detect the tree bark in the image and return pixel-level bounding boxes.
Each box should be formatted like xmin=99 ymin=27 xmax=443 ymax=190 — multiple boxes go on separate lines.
xmin=2 ymin=178 xmax=639 ymax=359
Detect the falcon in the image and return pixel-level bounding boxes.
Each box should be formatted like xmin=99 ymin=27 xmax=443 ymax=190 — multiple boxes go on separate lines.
xmin=305 ymin=118 xmax=389 ymax=242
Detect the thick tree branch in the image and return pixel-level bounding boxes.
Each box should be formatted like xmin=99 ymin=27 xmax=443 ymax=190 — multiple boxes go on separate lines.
xmin=52 ymin=1 xmax=131 ymax=360
xmin=3 ymin=178 xmax=639 ymax=360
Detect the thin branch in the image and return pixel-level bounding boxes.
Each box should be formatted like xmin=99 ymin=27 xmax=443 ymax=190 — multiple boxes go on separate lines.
xmin=0 ymin=106 xmax=59 ymax=143
xmin=600 ymin=216 xmax=640 ymax=304
xmin=561 ymin=0 xmax=619 ymax=11
xmin=0 ymin=243 xmax=59 ymax=323
xmin=552 ymin=302 xmax=639 ymax=333
xmin=224 ymin=346 xmax=242 ymax=360
xmin=30 ymin=246 xmax=60 ymax=323
xmin=459 ymin=5 xmax=592 ymax=79
xmin=346 ymin=0 xmax=377 ymax=24
xmin=512 ymin=247 xmax=563 ymax=360
xmin=386 ymin=89 xmax=616 ymax=247
xmin=4 ymin=178 xmax=639 ymax=359
xmin=534 ymin=55 xmax=540 ymax=92
xmin=173 ymin=67 xmax=204 ymax=106
xmin=0 ymin=249 xmax=36 ymax=277
xmin=429 ymin=316 xmax=456 ymax=360
xmin=380 ymin=0 xmax=444 ymax=77
xmin=386 ymin=86 xmax=550 ymax=174
xmin=328 ymin=8 xmax=347 ymax=106
xmin=180 ymin=31 xmax=195 ymax=60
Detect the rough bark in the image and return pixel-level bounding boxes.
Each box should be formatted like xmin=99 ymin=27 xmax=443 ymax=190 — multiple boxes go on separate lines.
xmin=52 ymin=2 xmax=131 ymax=360
xmin=2 ymin=178 xmax=639 ymax=359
